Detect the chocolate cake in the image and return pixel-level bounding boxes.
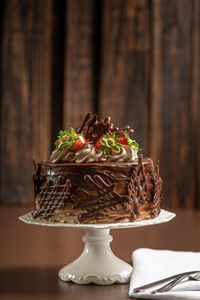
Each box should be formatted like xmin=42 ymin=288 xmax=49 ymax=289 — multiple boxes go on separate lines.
xmin=32 ymin=113 xmax=162 ymax=223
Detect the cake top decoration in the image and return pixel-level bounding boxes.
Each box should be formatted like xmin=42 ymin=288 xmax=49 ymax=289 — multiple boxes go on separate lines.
xmin=50 ymin=113 xmax=140 ymax=163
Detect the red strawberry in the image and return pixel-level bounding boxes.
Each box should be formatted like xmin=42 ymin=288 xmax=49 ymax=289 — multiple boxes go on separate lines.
xmin=119 ymin=137 xmax=128 ymax=145
xmin=55 ymin=128 xmax=86 ymax=152
xmin=95 ymin=137 xmax=103 ymax=150
xmin=69 ymin=135 xmax=86 ymax=152
xmin=119 ymin=132 xmax=141 ymax=152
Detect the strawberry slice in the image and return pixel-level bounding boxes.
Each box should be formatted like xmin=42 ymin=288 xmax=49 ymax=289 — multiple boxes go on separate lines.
xmin=55 ymin=128 xmax=86 ymax=152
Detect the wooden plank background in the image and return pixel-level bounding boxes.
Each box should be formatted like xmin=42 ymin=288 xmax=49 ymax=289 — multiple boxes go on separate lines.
xmin=0 ymin=0 xmax=199 ymax=209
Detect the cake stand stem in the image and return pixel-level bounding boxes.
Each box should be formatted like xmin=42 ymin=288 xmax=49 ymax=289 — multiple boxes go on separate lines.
xmin=59 ymin=228 xmax=133 ymax=285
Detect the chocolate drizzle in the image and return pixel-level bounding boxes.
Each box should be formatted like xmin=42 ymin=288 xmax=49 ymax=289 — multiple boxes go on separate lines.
xmin=97 ymin=170 xmax=130 ymax=181
xmin=71 ymin=175 xmax=131 ymax=222
xmin=32 ymin=176 xmax=71 ymax=219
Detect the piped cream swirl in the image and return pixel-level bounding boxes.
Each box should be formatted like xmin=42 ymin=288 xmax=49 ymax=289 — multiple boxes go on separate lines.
xmin=108 ymin=145 xmax=137 ymax=162
xmin=50 ymin=143 xmax=137 ymax=163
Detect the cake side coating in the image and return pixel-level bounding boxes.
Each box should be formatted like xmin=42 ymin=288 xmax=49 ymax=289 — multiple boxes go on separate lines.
xmin=32 ymin=155 xmax=162 ymax=223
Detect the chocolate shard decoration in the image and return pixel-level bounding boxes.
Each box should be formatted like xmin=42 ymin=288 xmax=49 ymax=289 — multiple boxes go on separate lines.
xmin=109 ymin=125 xmax=134 ymax=136
xmin=75 ymin=112 xmax=134 ymax=143
xmin=71 ymin=174 xmax=131 ymax=222
xmin=152 ymin=161 xmax=163 ymax=213
xmin=32 ymin=176 xmax=71 ymax=219
xmin=75 ymin=112 xmax=91 ymax=134
xmin=75 ymin=113 xmax=112 ymax=143
xmin=127 ymin=170 xmax=139 ymax=219
xmin=32 ymin=159 xmax=41 ymax=201
xmin=132 ymin=154 xmax=150 ymax=205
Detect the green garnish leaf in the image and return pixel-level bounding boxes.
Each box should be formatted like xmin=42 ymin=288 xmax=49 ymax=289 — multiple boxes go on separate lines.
xmin=124 ymin=131 xmax=141 ymax=152
xmin=55 ymin=128 xmax=80 ymax=150
xmin=98 ymin=132 xmax=121 ymax=156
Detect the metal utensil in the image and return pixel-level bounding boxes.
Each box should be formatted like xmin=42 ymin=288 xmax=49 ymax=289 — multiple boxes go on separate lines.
xmin=189 ymin=272 xmax=200 ymax=281
xmin=151 ymin=274 xmax=188 ymax=294
xmin=151 ymin=271 xmax=200 ymax=294
xmin=132 ymin=270 xmax=199 ymax=294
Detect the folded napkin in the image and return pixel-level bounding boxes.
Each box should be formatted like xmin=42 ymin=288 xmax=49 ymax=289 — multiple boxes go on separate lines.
xmin=129 ymin=248 xmax=200 ymax=299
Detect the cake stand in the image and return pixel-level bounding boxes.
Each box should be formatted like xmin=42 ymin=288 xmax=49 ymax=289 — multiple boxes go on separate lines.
xmin=19 ymin=209 xmax=175 ymax=285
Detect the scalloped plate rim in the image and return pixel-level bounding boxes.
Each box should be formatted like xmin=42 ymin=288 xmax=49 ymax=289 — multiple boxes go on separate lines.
xmin=19 ymin=209 xmax=176 ymax=230
xmin=59 ymin=273 xmax=131 ymax=285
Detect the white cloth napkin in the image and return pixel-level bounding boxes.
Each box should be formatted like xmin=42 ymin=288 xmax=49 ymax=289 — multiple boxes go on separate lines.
xmin=129 ymin=248 xmax=200 ymax=299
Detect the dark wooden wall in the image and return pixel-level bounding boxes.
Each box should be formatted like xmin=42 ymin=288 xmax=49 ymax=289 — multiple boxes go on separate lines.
xmin=0 ymin=0 xmax=199 ymax=209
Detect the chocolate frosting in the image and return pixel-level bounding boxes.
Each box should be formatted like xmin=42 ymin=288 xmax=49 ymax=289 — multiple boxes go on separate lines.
xmin=32 ymin=155 xmax=162 ymax=222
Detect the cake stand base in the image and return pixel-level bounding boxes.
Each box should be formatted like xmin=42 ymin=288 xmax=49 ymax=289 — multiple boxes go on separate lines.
xmin=59 ymin=228 xmax=132 ymax=285
xmin=19 ymin=209 xmax=176 ymax=285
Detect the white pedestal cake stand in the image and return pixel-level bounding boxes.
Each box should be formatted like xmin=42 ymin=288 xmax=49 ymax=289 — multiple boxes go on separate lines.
xmin=19 ymin=209 xmax=175 ymax=285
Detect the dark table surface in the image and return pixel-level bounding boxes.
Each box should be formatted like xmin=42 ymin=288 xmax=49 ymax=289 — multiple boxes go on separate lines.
xmin=0 ymin=207 xmax=200 ymax=300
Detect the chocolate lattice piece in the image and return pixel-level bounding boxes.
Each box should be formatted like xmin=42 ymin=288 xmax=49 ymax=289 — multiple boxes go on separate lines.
xmin=32 ymin=176 xmax=71 ymax=219
xmin=71 ymin=174 xmax=132 ymax=222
